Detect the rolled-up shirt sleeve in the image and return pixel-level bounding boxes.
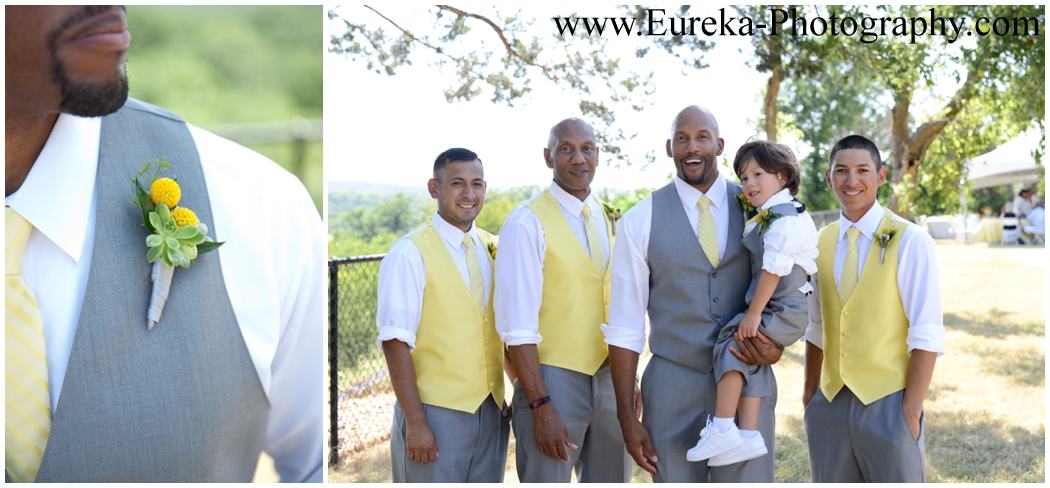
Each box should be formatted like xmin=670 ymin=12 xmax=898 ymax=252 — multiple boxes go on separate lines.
xmin=375 ymin=237 xmax=425 ymax=350
xmin=494 ymin=206 xmax=545 ymax=346
xmin=897 ymin=228 xmax=946 ymax=356
xmin=601 ymin=198 xmax=651 ymax=354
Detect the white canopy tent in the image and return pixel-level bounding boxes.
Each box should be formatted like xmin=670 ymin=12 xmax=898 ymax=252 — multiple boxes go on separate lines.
xmin=957 ymin=130 xmax=1045 ymax=242
xmin=967 ymin=130 xmax=1045 ymax=190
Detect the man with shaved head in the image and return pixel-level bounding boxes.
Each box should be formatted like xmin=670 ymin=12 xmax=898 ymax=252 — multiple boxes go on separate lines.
xmin=603 ymin=106 xmax=783 ymax=482
xmin=495 ymin=118 xmax=633 ymax=482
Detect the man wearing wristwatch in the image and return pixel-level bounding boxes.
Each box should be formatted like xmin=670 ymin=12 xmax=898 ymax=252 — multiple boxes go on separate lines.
xmin=494 ymin=118 xmax=635 ymax=483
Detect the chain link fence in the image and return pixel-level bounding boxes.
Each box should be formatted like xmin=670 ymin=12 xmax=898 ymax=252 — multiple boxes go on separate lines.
xmin=327 ymin=255 xmax=392 ymax=467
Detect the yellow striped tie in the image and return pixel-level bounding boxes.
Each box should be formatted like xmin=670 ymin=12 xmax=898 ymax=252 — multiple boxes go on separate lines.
xmin=839 ymin=227 xmax=861 ymax=303
xmin=697 ymin=195 xmax=719 ymax=267
xmin=462 ymin=235 xmax=486 ymax=315
xmin=5 ymin=207 xmax=50 ymax=483
xmin=581 ymin=205 xmax=607 ymax=276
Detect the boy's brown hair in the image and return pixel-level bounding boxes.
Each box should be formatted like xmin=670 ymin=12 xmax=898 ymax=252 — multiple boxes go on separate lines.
xmin=732 ymin=140 xmax=801 ymax=196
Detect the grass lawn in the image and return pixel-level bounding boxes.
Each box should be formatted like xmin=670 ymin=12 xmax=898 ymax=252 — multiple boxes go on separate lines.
xmin=328 ymin=242 xmax=1045 ymax=483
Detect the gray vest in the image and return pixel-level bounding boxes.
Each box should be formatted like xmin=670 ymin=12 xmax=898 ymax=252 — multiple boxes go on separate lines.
xmin=34 ymin=99 xmax=269 ymax=482
xmin=740 ymin=202 xmax=811 ymax=348
xmin=647 ymin=182 xmax=751 ymax=373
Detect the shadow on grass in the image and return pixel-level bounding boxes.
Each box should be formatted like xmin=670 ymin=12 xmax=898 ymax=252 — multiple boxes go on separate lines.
xmin=926 ymin=411 xmax=1045 ymax=482
xmin=945 ymin=310 xmax=1045 ymax=338
xmin=977 ymin=345 xmax=1045 ymax=388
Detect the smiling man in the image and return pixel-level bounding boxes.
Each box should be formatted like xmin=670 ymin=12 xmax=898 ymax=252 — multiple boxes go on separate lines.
xmin=603 ymin=105 xmax=782 ymax=482
xmin=5 ymin=5 xmax=322 ymax=483
xmin=802 ymin=135 xmax=944 ymax=482
xmin=495 ymin=118 xmax=631 ymax=482
xmin=375 ymin=148 xmax=511 ymax=483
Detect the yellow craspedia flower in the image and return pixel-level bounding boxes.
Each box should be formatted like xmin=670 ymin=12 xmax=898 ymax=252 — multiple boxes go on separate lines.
xmin=149 ymin=178 xmax=181 ymax=208
xmin=170 ymin=207 xmax=199 ymax=228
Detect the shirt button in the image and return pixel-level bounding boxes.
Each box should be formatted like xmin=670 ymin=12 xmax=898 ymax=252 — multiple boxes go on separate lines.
xmin=842 ymin=332 xmax=849 ymax=337
xmin=490 ymin=381 xmax=495 ymax=387
xmin=841 ymin=373 xmax=849 ymax=378
xmin=487 ymin=361 xmax=493 ymax=366
xmin=841 ymin=353 xmax=849 ymax=358
xmin=712 ymin=272 xmax=718 ymax=278
xmin=842 ymin=311 xmax=850 ymax=317
xmin=753 ymin=273 xmax=758 ymax=279
xmin=713 ymin=297 xmax=719 ymax=303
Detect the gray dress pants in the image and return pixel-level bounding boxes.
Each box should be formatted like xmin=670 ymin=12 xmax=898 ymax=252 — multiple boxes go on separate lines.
xmin=511 ymin=361 xmax=632 ymax=482
xmin=642 ymin=355 xmax=776 ymax=482
xmin=391 ymin=395 xmax=510 ymax=483
xmin=804 ymin=387 xmax=926 ymax=482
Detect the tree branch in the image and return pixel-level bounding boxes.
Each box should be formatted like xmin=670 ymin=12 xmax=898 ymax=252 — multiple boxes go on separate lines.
xmin=437 ymin=5 xmax=550 ymax=72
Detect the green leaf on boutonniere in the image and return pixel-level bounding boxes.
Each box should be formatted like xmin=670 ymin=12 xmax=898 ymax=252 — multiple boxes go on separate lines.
xmin=133 ymin=177 xmax=157 ymax=233
xmin=195 ymin=240 xmax=226 ymax=255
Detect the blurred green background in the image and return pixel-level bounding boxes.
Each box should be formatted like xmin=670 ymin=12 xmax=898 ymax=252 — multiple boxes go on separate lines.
xmin=125 ymin=5 xmax=323 ymax=213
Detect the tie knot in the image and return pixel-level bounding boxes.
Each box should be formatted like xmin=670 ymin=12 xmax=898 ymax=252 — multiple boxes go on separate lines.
xmin=697 ymin=195 xmax=712 ymax=211
xmin=6 ymin=207 xmax=33 ymax=275
xmin=846 ymin=226 xmax=861 ymax=244
xmin=581 ymin=204 xmax=592 ymax=219
xmin=462 ymin=234 xmax=475 ymax=250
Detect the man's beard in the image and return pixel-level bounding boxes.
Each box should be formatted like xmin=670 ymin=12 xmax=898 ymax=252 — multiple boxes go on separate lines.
xmin=50 ymin=57 xmax=129 ymax=117
xmin=46 ymin=5 xmax=129 ymax=117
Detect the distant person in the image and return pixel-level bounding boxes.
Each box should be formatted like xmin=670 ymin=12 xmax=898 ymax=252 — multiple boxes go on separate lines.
xmin=375 ymin=148 xmax=513 ymax=483
xmin=1013 ymin=189 xmax=1033 ymax=218
xmin=803 ymin=135 xmax=944 ymax=482
xmin=5 ymin=6 xmax=322 ymax=482
xmin=686 ymin=141 xmax=817 ymax=467
xmin=495 ymin=118 xmax=633 ymax=483
xmin=1022 ymin=197 xmax=1044 ymax=243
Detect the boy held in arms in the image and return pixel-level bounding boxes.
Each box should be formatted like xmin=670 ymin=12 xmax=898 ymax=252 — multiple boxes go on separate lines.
xmin=687 ymin=141 xmax=818 ymax=465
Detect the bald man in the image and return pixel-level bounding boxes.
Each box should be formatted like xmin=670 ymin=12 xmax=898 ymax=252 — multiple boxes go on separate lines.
xmin=495 ymin=118 xmax=633 ymax=482
xmin=603 ymin=106 xmax=783 ymax=482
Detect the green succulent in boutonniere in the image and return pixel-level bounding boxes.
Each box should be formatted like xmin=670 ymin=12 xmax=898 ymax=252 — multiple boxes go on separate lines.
xmin=737 ymin=193 xmax=758 ymax=218
xmin=876 ymin=228 xmax=898 ymax=264
xmin=601 ymin=202 xmax=623 ymax=235
xmin=486 ymin=242 xmax=497 ymax=259
xmin=744 ymin=207 xmax=782 ymax=236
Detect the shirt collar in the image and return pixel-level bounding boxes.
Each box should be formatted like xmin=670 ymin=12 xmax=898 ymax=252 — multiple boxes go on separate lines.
xmin=760 ymin=188 xmax=794 ymax=209
xmin=838 ymin=202 xmax=885 ymax=242
xmin=431 ymin=211 xmax=478 ymax=250
xmin=4 ymin=114 xmax=99 ymax=262
xmin=674 ymin=172 xmax=726 ymax=211
xmin=547 ymin=180 xmax=595 ymax=217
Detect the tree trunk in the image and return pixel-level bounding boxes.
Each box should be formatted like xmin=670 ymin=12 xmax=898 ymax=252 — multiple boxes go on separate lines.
xmin=765 ymin=65 xmax=781 ymax=142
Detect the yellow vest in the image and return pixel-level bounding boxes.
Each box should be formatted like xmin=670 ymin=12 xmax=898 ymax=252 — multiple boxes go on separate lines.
xmin=525 ymin=191 xmax=614 ymax=376
xmin=815 ymin=211 xmax=911 ymax=405
xmin=408 ymin=220 xmax=504 ymax=413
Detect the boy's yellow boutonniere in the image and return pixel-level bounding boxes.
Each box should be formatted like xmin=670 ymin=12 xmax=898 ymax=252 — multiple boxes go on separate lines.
xmin=744 ymin=208 xmax=782 ymax=236
xmin=876 ymin=228 xmax=898 ymax=264
xmin=737 ymin=193 xmax=757 ymax=216
xmin=601 ymin=202 xmax=623 ymax=235
xmin=131 ymin=157 xmax=225 ymax=330
xmin=486 ymin=242 xmax=497 ymax=259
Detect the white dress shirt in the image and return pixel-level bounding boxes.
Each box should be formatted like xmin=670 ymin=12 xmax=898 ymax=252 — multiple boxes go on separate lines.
xmin=802 ymin=203 xmax=945 ymax=356
xmin=744 ymin=189 xmax=819 ymax=289
xmin=1012 ymin=196 xmax=1033 ymax=217
xmin=374 ymin=211 xmax=493 ymax=350
xmin=5 ymin=113 xmax=324 ymax=482
xmin=600 ymin=174 xmax=731 ymax=354
xmin=494 ymin=181 xmax=611 ymax=346
xmin=1023 ymin=206 xmax=1044 ymax=234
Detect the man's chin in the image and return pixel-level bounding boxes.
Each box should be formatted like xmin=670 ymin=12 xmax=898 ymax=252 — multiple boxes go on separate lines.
xmin=58 ymin=75 xmax=129 ymax=117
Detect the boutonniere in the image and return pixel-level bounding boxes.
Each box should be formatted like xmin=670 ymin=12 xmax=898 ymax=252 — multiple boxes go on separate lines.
xmin=876 ymin=228 xmax=898 ymax=264
xmin=737 ymin=193 xmax=757 ymax=218
xmin=131 ymin=157 xmax=225 ymax=330
xmin=486 ymin=242 xmax=497 ymax=259
xmin=601 ymin=202 xmax=623 ymax=235
xmin=744 ymin=207 xmax=782 ymax=236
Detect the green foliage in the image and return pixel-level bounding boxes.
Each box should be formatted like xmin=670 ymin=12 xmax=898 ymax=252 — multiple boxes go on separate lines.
xmin=125 ymin=6 xmax=323 ymax=213
xmin=473 ymin=186 xmax=542 ymax=233
xmin=145 ymin=204 xmax=210 ymax=268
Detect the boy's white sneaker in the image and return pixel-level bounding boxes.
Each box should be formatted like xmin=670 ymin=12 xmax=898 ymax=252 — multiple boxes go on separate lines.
xmin=708 ymin=431 xmax=768 ymax=466
xmin=686 ymin=419 xmax=743 ymax=462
